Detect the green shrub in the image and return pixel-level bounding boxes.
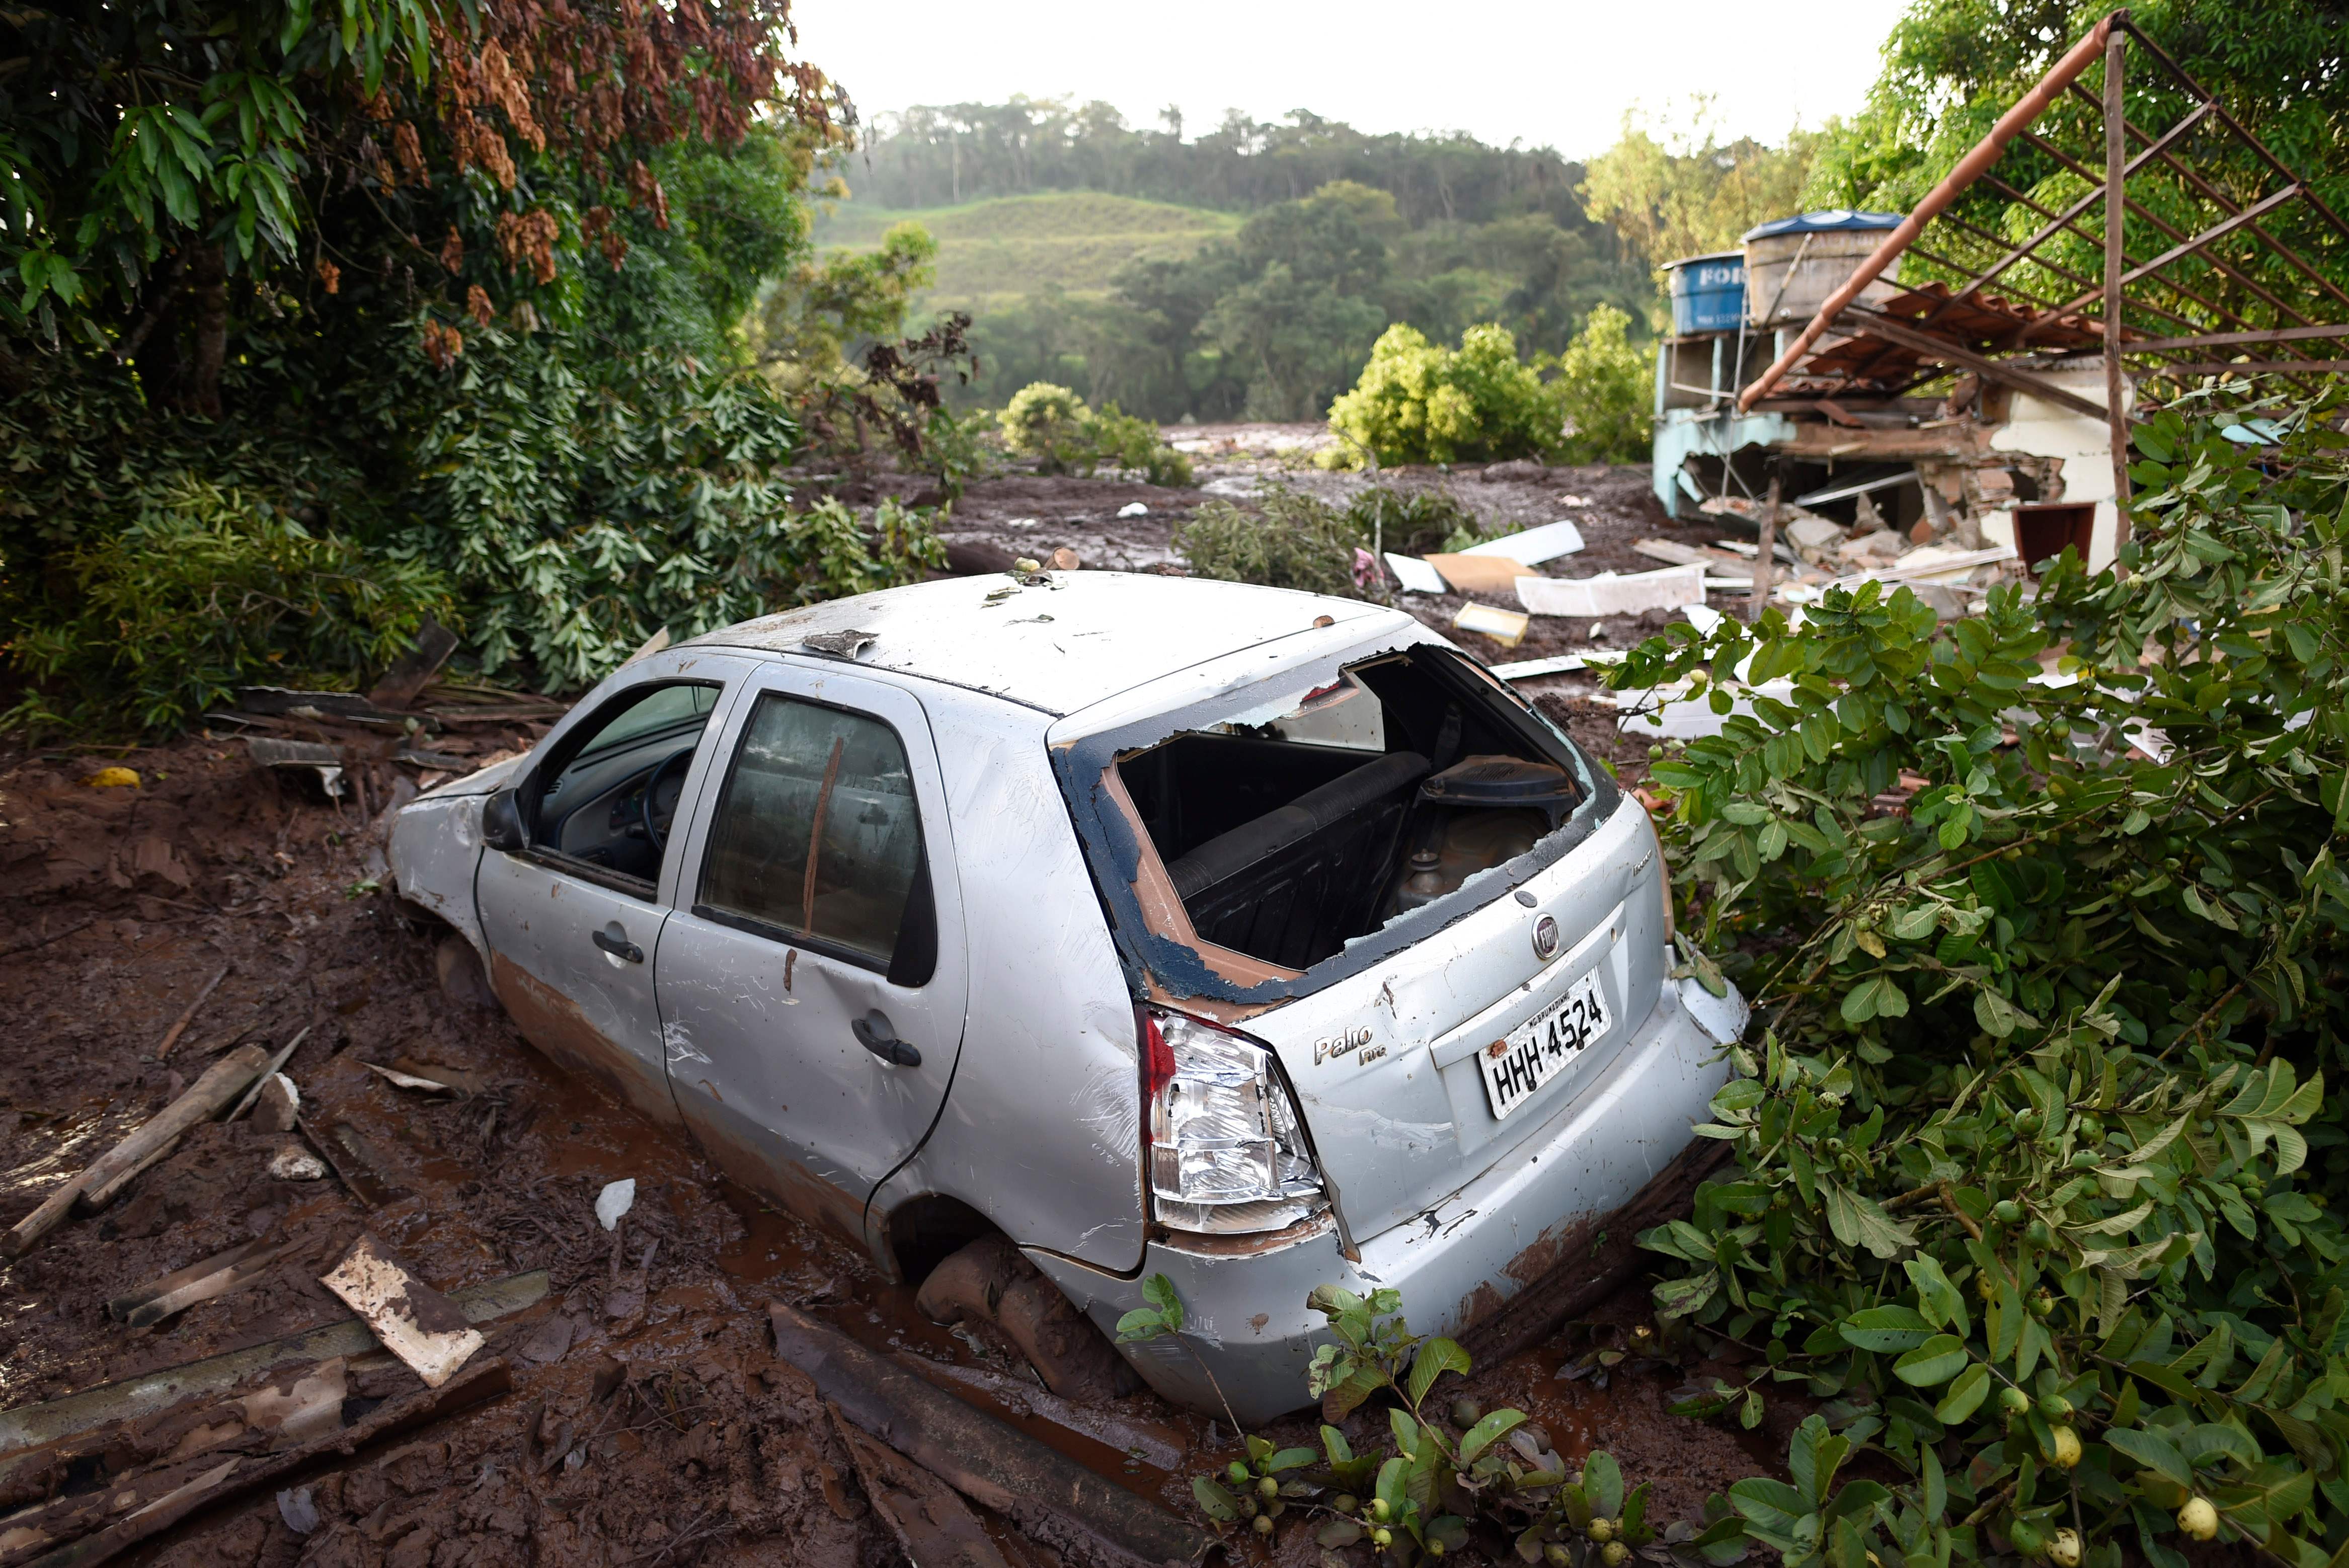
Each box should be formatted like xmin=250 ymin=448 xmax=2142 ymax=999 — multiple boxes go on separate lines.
xmin=4 ymin=480 xmax=452 ymax=735
xmin=997 ymin=380 xmax=1192 ymax=484
xmin=1174 ymin=484 xmax=1364 ymax=597
xmin=1343 ymin=484 xmax=1484 ymax=556
xmin=1553 ymin=304 xmax=1653 ymax=463
xmin=1616 ymin=387 xmax=2349 ymax=1568
xmin=1326 ymin=323 xmax=1562 ymax=467
xmin=998 ymin=381 xmax=1093 ymax=473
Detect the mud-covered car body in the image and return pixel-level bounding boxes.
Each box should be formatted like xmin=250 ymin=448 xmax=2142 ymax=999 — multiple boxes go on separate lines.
xmin=391 ymin=572 xmax=1743 ymax=1420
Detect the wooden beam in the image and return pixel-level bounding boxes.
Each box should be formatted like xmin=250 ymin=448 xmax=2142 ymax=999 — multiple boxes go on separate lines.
xmin=1843 ymin=308 xmax=2117 ymax=422
xmin=2120 ymin=323 xmax=2349 ymax=353
xmin=2104 ymin=29 xmax=2132 ymax=531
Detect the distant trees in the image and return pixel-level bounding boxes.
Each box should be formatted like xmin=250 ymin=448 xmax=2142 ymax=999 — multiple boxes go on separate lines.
xmin=834 ymin=101 xmax=1599 ymax=229
xmin=1580 ymin=102 xmax=1821 ymax=296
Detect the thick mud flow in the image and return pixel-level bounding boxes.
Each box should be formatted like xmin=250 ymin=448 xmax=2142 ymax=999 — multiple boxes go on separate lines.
xmin=1 ymin=460 xmax=1773 ymax=1566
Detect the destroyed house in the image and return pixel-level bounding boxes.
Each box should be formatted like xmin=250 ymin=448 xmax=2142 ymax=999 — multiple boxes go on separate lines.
xmin=1650 ymin=10 xmax=2349 ymax=598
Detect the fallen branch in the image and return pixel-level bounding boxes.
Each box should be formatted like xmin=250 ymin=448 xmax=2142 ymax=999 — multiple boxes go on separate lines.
xmin=152 ymin=966 xmax=230 ymax=1060
xmin=6 ymin=1045 xmax=271 ymax=1257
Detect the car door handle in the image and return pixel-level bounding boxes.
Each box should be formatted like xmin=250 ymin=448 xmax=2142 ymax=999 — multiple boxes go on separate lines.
xmin=593 ymin=929 xmax=644 ymax=964
xmin=852 ymin=1015 xmax=921 ymax=1067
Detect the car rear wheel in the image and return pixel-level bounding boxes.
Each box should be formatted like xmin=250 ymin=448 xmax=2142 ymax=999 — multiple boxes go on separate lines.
xmin=915 ymin=1237 xmax=1137 ymax=1402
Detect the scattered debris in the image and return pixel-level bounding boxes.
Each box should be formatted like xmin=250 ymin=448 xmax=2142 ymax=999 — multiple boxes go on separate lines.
xmin=594 ymin=1178 xmax=636 ymax=1231
xmin=266 ymin=1145 xmax=326 ymax=1182
xmin=1048 ymin=545 xmax=1081 ymax=571
xmin=771 ymin=1302 xmax=1215 ymax=1568
xmin=1116 ymin=501 xmax=1149 ymax=518
xmin=1453 ymin=602 xmax=1530 ymax=647
xmin=364 ymin=619 xmax=460 ymax=711
xmin=319 ymin=1234 xmax=486 ymax=1388
xmin=276 ymin=1485 xmax=321 ymax=1536
xmin=913 ymin=1358 xmax=1188 ymax=1470
xmin=393 ymin=746 xmax=477 ymax=773
xmin=81 ymin=767 xmax=140 ymax=789
xmin=1383 ymin=552 xmax=1449 ymax=595
xmin=359 ymin=1060 xmax=462 ymax=1096
xmin=106 ymin=1237 xmax=287 ymax=1330
xmin=244 ymin=738 xmax=347 ymax=799
xmin=250 ymin=1074 xmax=300 ymax=1132
xmin=0 ymin=1272 xmax=544 ymax=1462
xmin=832 ymin=1407 xmax=1017 ymax=1568
xmin=801 ymin=629 xmax=879 ymax=659
xmin=1489 ymin=654 xmax=1588 ymax=681
xmin=151 ymin=964 xmax=229 ymax=1060
xmin=1516 ymin=563 xmax=1708 ymax=618
xmin=223 ymin=1028 xmax=310 ymax=1121
xmin=1456 ymin=518 xmax=1585 ymax=564
xmin=303 ymin=1117 xmax=404 ymax=1206
xmin=5 ymin=1044 xmax=272 ymax=1257
xmin=1423 ymin=552 xmax=1532 ymax=595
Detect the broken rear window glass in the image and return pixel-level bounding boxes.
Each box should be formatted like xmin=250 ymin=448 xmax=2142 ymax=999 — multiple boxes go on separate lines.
xmin=1111 ymin=650 xmax=1584 ymax=972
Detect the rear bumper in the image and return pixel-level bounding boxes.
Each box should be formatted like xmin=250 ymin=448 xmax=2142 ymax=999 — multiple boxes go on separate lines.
xmin=1029 ymin=975 xmax=1739 ymax=1423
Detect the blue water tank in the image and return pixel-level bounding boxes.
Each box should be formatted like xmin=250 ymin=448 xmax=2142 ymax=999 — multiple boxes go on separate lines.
xmin=1665 ymin=252 xmax=1746 ymax=335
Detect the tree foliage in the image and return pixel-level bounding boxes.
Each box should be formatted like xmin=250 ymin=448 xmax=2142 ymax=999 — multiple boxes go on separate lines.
xmin=1581 ymin=101 xmax=1822 ymax=297
xmin=1617 ymin=386 xmax=2349 ymax=1568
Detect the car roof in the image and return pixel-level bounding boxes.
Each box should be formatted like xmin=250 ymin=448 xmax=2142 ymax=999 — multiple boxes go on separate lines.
xmin=690 ymin=572 xmax=1407 ymax=717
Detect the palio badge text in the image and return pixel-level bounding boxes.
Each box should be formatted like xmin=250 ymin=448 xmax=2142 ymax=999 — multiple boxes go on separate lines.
xmin=1313 ymin=1027 xmax=1373 ymax=1065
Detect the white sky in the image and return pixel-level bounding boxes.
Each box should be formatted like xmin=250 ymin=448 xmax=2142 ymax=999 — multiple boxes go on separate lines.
xmin=793 ymin=0 xmax=1915 ymax=163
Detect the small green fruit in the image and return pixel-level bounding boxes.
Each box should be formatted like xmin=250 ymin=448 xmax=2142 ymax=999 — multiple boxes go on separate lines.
xmin=1227 ymin=1461 xmax=1250 ymax=1485
xmin=1999 ymin=1385 xmax=2032 ymax=1416
xmin=1373 ymin=1527 xmax=1393 ymax=1548
xmin=2039 ymin=1393 xmax=2073 ymax=1422
xmin=2069 ymin=1150 xmax=2098 ymax=1170
xmin=1258 ymin=1476 xmax=1279 ymax=1500
xmin=1451 ymin=1397 xmax=1483 ymax=1428
xmin=1334 ymin=1495 xmax=1358 ymax=1515
xmin=1588 ymin=1518 xmax=1617 ymax=1543
xmin=1429 ymin=1542 xmax=1446 ymax=1558
xmin=1252 ymin=1513 xmax=1274 ymax=1537
xmin=2076 ymin=1115 xmax=2104 ymax=1141
xmin=2029 ymin=1288 xmax=2055 ymax=1317
xmin=2178 ymin=1497 xmax=2218 ymax=1541
xmin=2007 ymin=1516 xmax=2049 ymax=1556
xmin=1372 ymin=1499 xmax=1391 ymax=1522
xmin=2025 ymin=1219 xmax=2052 ymax=1247
xmin=1993 ymin=1199 xmax=2025 ymax=1224
xmin=1546 ymin=1546 xmax=1573 ymax=1567
xmin=1602 ymin=1543 xmax=1631 ymax=1567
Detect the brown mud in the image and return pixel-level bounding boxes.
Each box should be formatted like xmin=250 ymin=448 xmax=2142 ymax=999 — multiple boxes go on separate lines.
xmin=2 ymin=462 xmax=1764 ymax=1566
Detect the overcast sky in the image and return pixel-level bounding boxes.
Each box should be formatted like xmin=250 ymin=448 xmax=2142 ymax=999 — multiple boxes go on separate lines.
xmin=793 ymin=0 xmax=1915 ymax=163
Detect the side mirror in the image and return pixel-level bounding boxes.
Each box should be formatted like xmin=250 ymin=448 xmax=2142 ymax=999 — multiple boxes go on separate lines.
xmin=482 ymin=787 xmax=526 ymax=853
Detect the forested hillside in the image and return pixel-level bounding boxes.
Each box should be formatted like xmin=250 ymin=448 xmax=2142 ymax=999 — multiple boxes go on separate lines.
xmin=815 ymin=103 xmax=1653 ymax=421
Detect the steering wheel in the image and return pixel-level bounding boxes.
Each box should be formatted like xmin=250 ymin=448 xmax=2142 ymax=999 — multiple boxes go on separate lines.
xmin=641 ymin=747 xmax=695 ymax=852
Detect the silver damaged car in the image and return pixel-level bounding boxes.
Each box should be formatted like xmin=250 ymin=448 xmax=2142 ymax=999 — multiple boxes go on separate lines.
xmin=389 ymin=571 xmax=1745 ymax=1420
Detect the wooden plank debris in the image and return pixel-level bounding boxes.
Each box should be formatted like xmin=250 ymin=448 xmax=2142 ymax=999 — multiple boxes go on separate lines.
xmin=771 ymin=1302 xmax=1212 ymax=1568
xmin=6 ymin=1046 xmax=272 ymax=1257
xmin=0 ymin=1272 xmax=544 ymax=1467
xmin=319 ymin=1235 xmax=484 ymax=1388
xmin=364 ymin=620 xmax=460 ymax=711
xmin=831 ymin=1406 xmax=1016 ymax=1568
xmin=106 ymin=1239 xmax=287 ymax=1330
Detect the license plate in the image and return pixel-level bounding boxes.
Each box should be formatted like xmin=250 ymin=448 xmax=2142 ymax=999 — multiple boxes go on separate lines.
xmin=1480 ymin=970 xmax=1611 ymax=1122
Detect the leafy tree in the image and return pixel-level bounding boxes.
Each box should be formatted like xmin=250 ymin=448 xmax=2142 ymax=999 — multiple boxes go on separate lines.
xmin=750 ymin=220 xmax=939 ymax=394
xmin=1581 ymin=100 xmax=1821 ymax=312
xmin=1327 ymin=322 xmax=1562 ymax=466
xmin=1553 ymin=304 xmax=1654 ymax=464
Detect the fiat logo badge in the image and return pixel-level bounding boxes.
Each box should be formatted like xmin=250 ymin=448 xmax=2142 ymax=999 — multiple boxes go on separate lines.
xmin=1531 ymin=914 xmax=1560 ymax=960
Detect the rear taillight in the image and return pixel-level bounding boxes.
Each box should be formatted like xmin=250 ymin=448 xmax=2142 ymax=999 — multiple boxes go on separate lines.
xmin=1142 ymin=1007 xmax=1325 ymax=1235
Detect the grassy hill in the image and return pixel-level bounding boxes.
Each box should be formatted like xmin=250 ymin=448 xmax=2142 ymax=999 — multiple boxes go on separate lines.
xmin=811 ymin=191 xmax=1240 ymax=312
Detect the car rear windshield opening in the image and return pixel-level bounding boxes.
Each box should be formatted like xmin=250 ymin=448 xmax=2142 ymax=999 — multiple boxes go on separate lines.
xmin=1114 ymin=651 xmax=1586 ymax=972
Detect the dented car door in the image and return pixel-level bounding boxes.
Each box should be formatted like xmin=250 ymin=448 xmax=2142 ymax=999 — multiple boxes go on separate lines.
xmin=474 ymin=657 xmax=747 ymax=1128
xmin=652 ymin=661 xmax=968 ymax=1245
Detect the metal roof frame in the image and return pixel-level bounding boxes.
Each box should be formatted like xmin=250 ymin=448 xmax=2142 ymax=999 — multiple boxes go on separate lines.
xmin=1736 ymin=9 xmax=2349 ymax=540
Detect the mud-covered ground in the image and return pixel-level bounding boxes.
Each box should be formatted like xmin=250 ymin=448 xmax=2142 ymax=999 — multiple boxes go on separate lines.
xmin=0 ymin=456 xmax=1768 ymax=1566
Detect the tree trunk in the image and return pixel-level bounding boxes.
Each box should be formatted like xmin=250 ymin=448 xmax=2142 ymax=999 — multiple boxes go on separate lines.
xmin=186 ymin=244 xmax=227 ymax=419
